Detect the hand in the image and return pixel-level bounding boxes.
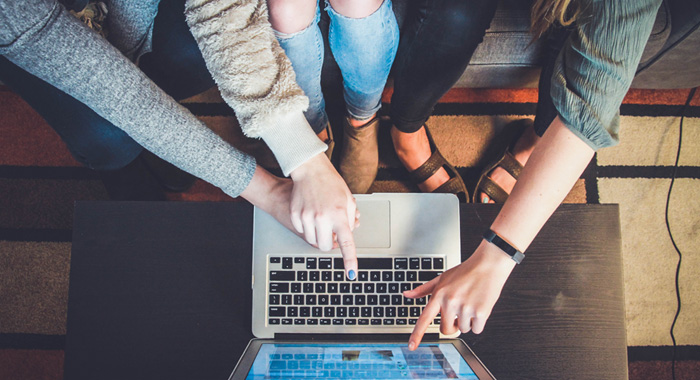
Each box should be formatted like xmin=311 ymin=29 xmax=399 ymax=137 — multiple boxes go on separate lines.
xmin=404 ymin=240 xmax=516 ymax=350
xmin=289 ymin=153 xmax=359 ymax=279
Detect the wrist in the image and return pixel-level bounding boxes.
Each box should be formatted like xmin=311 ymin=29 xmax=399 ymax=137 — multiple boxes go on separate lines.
xmin=473 ymin=240 xmax=518 ymax=273
xmin=240 ymin=166 xmax=283 ymax=210
xmin=289 ymin=153 xmax=329 ymax=182
xmin=483 ymin=229 xmax=525 ymax=264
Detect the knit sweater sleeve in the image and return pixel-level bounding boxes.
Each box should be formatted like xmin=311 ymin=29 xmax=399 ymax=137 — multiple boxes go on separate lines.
xmin=550 ymin=0 xmax=662 ymax=150
xmin=184 ymin=0 xmax=327 ymax=176
xmin=0 ymin=0 xmax=256 ymax=197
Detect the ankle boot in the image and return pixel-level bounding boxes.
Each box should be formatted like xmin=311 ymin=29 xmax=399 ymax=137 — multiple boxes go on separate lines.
xmin=339 ymin=116 xmax=379 ymax=194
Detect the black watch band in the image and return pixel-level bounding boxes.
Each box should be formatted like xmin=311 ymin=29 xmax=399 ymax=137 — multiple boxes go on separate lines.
xmin=483 ymin=229 xmax=525 ymax=264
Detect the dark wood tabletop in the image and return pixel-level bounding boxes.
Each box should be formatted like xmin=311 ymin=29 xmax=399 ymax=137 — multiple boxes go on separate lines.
xmin=64 ymin=201 xmax=626 ymax=380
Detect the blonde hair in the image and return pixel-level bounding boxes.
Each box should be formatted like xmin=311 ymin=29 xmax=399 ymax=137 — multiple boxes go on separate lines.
xmin=530 ymin=0 xmax=581 ymax=38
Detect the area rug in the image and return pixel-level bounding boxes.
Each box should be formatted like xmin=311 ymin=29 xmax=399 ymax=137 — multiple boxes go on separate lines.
xmin=1 ymin=85 xmax=698 ymax=379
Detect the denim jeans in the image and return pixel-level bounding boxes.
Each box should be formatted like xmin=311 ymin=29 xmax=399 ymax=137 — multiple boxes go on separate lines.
xmin=0 ymin=0 xmax=213 ymax=170
xmin=275 ymin=0 xmax=399 ymax=133
xmin=390 ymin=0 xmax=497 ymax=133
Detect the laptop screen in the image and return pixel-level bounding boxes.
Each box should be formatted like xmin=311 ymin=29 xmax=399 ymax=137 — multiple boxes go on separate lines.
xmin=244 ymin=343 xmax=479 ymax=379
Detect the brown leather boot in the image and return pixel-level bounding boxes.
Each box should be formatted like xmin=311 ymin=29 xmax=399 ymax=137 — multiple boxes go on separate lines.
xmin=339 ymin=116 xmax=379 ymax=194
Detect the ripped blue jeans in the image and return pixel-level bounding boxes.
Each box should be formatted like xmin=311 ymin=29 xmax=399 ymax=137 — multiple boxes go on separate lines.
xmin=274 ymin=0 xmax=399 ymax=134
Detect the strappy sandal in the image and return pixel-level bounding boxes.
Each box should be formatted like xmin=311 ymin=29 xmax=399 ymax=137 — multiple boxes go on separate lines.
xmin=408 ymin=126 xmax=469 ymax=203
xmin=472 ymin=119 xmax=531 ymax=203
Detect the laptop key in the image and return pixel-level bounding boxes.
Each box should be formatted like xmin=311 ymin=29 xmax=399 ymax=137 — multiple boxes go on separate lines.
xmin=363 ymin=283 xmax=374 ymax=293
xmin=386 ymin=307 xmax=397 ymax=318
xmin=371 ymin=319 xmax=382 ymax=325
xmin=370 ymin=271 xmax=381 ymax=282
xmin=282 ymin=318 xmax=293 ymax=325
xmin=315 ymin=283 xmax=326 ymax=293
xmin=410 ymin=307 xmax=421 ymax=317
xmin=269 ymin=294 xmax=280 ymax=305
xmin=409 ymin=258 xmax=420 ymax=269
xmin=342 ymin=295 xmax=353 ymax=305
xmin=269 ymin=270 xmax=293 ymax=280
xmin=394 ymin=258 xmax=408 ymax=269
xmin=282 ymin=295 xmax=292 ymax=305
xmin=307 ymin=319 xmax=318 ymax=325
xmin=421 ymin=258 xmax=432 ymax=269
xmin=398 ymin=307 xmax=408 ymax=318
xmin=333 ymin=319 xmax=343 ymax=325
xmin=354 ymin=295 xmax=365 ymax=305
xmin=361 ymin=307 xmax=372 ymax=317
xmin=303 ymin=283 xmax=313 ymax=293
xmin=270 ymin=283 xmax=289 ymax=293
xmin=320 ymin=319 xmax=331 ymax=325
xmin=382 ymin=271 xmax=393 ymax=282
xmin=297 ymin=271 xmax=308 ymax=281
xmin=340 ymin=283 xmax=350 ymax=293
xmin=269 ymin=318 xmax=280 ymax=325
xmin=367 ymin=295 xmax=378 ymax=305
xmin=334 ymin=271 xmax=344 ymax=282
xmin=294 ymin=295 xmax=304 ymax=305
xmin=395 ymin=271 xmax=406 ymax=281
xmin=294 ymin=318 xmax=306 ymax=325
xmin=391 ymin=295 xmax=403 ymax=305
xmin=419 ymin=271 xmax=441 ymax=282
xmin=407 ymin=271 xmax=417 ymax=282
xmin=433 ymin=318 xmax=440 ymax=325
xmin=337 ymin=307 xmax=347 ymax=317
xmin=291 ymin=283 xmax=301 ymax=293
xmin=294 ymin=257 xmax=305 ymax=264
xmin=309 ymin=271 xmax=320 ymax=281
xmin=306 ymin=258 xmax=317 ymax=269
xmin=401 ymin=283 xmax=412 ymax=292
xmin=306 ymin=295 xmax=316 ymax=305
xmin=345 ymin=319 xmax=357 ymax=325
xmin=282 ymin=257 xmax=293 ymax=269
xmin=359 ymin=319 xmax=369 ymax=325
xmin=300 ymin=307 xmax=310 ymax=317
xmin=349 ymin=307 xmax=359 ymax=318
xmin=379 ymin=295 xmax=390 ymax=305
xmin=416 ymin=297 xmax=427 ymax=306
xmin=373 ymin=307 xmax=384 ymax=318
xmin=270 ymin=257 xmax=281 ymax=264
xmin=404 ymin=297 xmax=414 ymax=306
xmin=377 ymin=284 xmax=387 ymax=293
xmin=322 ymin=271 xmax=332 ymax=281
xmin=287 ymin=307 xmax=298 ymax=317
xmin=269 ymin=307 xmax=285 ymax=317
xmin=388 ymin=283 xmax=400 ymax=293
xmin=319 ymin=258 xmax=333 ymax=269
xmin=409 ymin=319 xmax=418 ymax=325
xmin=318 ymin=295 xmax=329 ymax=305
xmin=434 ymin=257 xmax=444 ymax=269
xmin=324 ymin=307 xmax=335 ymax=317
xmin=396 ymin=319 xmax=407 ymax=325
xmin=358 ymin=271 xmax=369 ymax=281
xmin=312 ymin=307 xmax=322 ymax=317
xmin=331 ymin=295 xmax=341 ymax=305
xmin=383 ymin=319 xmax=395 ymax=325
xmin=327 ymin=283 xmax=338 ymax=293
xmin=352 ymin=283 xmax=362 ymax=293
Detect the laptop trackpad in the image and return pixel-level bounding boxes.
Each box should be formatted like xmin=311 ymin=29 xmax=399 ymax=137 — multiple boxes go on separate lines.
xmin=353 ymin=200 xmax=391 ymax=248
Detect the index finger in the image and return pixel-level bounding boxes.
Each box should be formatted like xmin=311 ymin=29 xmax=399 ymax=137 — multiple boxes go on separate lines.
xmin=408 ymin=299 xmax=441 ymax=350
xmin=335 ymin=222 xmax=357 ymax=281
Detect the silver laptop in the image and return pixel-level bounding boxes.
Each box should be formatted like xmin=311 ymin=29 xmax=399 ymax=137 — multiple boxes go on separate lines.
xmin=251 ymin=193 xmax=461 ymax=337
xmin=237 ymin=193 xmax=495 ymax=379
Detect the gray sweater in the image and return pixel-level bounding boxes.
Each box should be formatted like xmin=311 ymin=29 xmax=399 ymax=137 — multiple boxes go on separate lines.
xmin=0 ymin=0 xmax=326 ymax=197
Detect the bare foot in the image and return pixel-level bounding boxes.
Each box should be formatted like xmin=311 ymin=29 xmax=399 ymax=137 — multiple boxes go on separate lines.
xmin=479 ymin=123 xmax=539 ymax=203
xmin=391 ymin=125 xmax=450 ymax=192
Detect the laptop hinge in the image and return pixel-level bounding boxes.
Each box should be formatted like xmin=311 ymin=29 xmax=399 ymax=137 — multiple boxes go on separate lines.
xmin=274 ymin=333 xmax=440 ymax=341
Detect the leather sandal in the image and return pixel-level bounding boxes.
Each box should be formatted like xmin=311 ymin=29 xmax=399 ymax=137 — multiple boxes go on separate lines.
xmin=339 ymin=116 xmax=379 ymax=194
xmin=472 ymin=119 xmax=531 ymax=203
xmin=408 ymin=125 xmax=469 ymax=203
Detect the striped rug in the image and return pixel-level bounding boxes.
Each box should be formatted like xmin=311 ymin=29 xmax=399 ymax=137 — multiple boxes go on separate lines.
xmin=1 ymin=85 xmax=698 ymax=379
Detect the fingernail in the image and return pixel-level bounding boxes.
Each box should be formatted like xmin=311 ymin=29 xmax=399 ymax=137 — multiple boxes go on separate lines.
xmin=482 ymin=197 xmax=489 ymax=203
xmin=408 ymin=341 xmax=416 ymax=351
xmin=347 ymin=270 xmax=356 ymax=281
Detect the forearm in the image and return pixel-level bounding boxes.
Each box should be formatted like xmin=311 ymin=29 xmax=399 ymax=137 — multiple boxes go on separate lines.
xmin=1 ymin=2 xmax=256 ymax=197
xmin=491 ymin=116 xmax=595 ymax=253
xmin=184 ymin=0 xmax=326 ymax=176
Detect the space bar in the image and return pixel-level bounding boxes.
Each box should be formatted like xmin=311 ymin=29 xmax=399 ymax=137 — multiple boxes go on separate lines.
xmin=333 ymin=258 xmax=392 ymax=269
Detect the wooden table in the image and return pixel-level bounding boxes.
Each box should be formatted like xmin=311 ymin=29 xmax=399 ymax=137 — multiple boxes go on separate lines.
xmin=64 ymin=201 xmax=626 ymax=379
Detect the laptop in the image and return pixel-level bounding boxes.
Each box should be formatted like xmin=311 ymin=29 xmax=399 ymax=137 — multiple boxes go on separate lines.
xmin=232 ymin=193 xmax=495 ymax=379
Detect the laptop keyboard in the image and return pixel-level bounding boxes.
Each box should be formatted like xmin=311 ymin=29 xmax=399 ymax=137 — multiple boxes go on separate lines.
xmin=267 ymin=256 xmax=443 ymax=327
